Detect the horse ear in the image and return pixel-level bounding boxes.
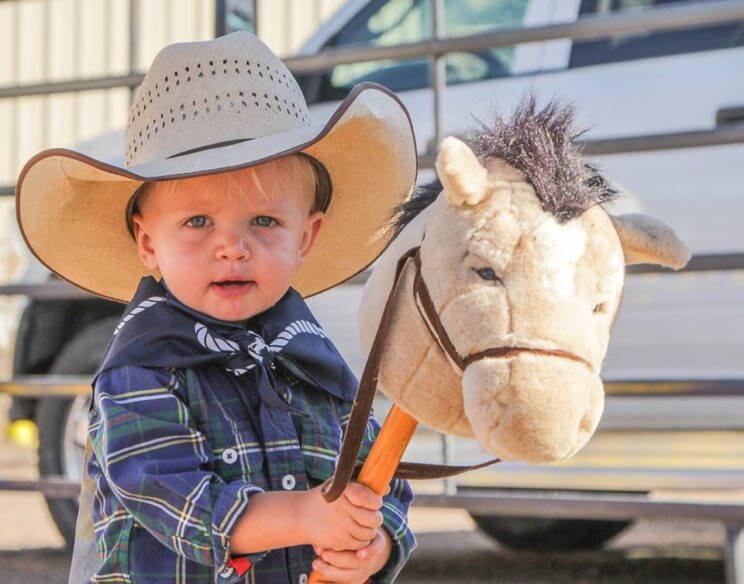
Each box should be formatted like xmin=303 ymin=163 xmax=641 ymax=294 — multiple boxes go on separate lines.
xmin=435 ymin=136 xmax=490 ymax=206
xmin=610 ymin=213 xmax=691 ymax=270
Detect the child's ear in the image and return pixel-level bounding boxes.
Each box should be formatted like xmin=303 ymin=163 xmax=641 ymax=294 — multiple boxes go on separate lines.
xmin=298 ymin=211 xmax=324 ymax=262
xmin=131 ymin=212 xmax=159 ymax=271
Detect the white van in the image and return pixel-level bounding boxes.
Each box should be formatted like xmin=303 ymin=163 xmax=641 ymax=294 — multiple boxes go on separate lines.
xmin=295 ymin=0 xmax=744 ymax=550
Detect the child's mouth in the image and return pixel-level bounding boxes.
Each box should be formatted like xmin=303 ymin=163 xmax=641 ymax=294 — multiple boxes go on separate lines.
xmin=211 ymin=280 xmax=255 ymax=297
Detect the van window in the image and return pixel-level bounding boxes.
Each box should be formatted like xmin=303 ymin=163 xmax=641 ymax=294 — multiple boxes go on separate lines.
xmin=307 ymin=0 xmax=531 ymax=103
xmin=570 ymin=0 xmax=744 ymax=68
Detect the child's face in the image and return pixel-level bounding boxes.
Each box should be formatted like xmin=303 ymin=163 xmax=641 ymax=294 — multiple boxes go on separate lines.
xmin=130 ymin=158 xmax=324 ymax=322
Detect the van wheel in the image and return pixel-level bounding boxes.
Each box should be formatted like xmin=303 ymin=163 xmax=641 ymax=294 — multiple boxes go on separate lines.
xmin=37 ymin=317 xmax=119 ymax=548
xmin=469 ymin=515 xmax=631 ymax=551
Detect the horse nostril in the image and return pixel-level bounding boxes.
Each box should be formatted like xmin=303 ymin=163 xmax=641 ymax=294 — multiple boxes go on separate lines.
xmin=593 ymin=302 xmax=608 ymax=315
xmin=578 ymin=412 xmax=595 ymax=437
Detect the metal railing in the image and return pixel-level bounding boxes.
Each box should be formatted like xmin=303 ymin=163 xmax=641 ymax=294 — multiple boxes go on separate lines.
xmin=5 ymin=376 xmax=742 ymax=398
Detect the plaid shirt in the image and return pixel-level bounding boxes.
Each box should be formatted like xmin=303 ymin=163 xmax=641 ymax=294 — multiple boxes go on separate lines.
xmin=83 ymin=361 xmax=416 ymax=583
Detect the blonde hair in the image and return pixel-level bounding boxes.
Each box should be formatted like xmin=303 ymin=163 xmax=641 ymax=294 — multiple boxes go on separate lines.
xmin=126 ymin=153 xmax=330 ymax=238
xmin=228 ymin=153 xmax=319 ymax=209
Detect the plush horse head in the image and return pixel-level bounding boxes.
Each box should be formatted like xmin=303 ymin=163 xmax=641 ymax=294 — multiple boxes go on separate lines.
xmin=359 ymin=98 xmax=690 ymax=464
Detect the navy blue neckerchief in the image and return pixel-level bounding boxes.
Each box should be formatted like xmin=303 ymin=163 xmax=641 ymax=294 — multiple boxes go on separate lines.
xmin=93 ymin=276 xmax=359 ymax=412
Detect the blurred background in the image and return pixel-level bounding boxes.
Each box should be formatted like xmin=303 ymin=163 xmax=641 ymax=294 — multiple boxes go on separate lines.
xmin=0 ymin=0 xmax=742 ymax=582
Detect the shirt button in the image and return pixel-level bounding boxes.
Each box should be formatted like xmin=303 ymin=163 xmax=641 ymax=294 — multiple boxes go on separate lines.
xmin=222 ymin=448 xmax=238 ymax=464
xmin=220 ymin=567 xmax=234 ymax=578
xmin=281 ymin=474 xmax=296 ymax=490
xmin=298 ymin=574 xmax=308 ymax=584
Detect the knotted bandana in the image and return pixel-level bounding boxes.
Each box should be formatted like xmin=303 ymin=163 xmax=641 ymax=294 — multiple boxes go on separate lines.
xmin=93 ymin=276 xmax=359 ymax=410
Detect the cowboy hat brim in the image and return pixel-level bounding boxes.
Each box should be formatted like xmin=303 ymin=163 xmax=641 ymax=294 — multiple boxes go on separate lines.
xmin=15 ymin=82 xmax=418 ymax=303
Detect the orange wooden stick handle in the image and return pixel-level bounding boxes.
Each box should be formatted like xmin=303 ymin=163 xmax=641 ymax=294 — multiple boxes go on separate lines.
xmin=307 ymin=404 xmax=418 ymax=584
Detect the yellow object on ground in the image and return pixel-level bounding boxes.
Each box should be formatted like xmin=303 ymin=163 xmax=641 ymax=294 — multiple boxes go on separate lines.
xmin=6 ymin=419 xmax=38 ymax=448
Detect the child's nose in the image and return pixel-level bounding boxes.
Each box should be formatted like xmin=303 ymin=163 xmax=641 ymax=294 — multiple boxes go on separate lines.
xmin=217 ymin=231 xmax=251 ymax=260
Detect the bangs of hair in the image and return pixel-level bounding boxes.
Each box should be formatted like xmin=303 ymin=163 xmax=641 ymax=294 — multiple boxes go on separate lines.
xmin=125 ymin=153 xmax=330 ymax=239
xmin=226 ymin=154 xmax=321 ymax=212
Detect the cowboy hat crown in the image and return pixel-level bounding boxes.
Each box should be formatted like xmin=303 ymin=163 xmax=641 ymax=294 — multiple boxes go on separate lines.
xmin=125 ymin=32 xmax=310 ymax=167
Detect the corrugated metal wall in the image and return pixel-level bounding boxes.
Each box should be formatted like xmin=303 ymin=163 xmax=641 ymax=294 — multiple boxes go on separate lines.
xmin=0 ymin=0 xmax=217 ymax=183
xmin=0 ymin=0 xmax=345 ymax=185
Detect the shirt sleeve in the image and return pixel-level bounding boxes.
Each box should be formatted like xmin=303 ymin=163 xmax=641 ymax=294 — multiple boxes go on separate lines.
xmin=340 ymin=401 xmax=418 ymax=584
xmin=88 ymin=365 xmax=269 ymax=581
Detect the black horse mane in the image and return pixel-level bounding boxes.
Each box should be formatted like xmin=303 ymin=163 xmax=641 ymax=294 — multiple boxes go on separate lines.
xmin=387 ymin=97 xmax=619 ymax=236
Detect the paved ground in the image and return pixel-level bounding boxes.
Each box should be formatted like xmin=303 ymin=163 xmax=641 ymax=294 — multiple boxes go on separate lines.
xmin=0 ymin=393 xmax=729 ymax=583
xmin=0 ymin=512 xmax=727 ymax=583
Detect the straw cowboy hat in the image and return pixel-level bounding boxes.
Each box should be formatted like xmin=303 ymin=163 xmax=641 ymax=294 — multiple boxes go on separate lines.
xmin=15 ymin=31 xmax=417 ymax=303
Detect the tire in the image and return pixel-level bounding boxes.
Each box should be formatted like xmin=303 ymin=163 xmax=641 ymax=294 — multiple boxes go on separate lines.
xmin=470 ymin=514 xmax=631 ymax=551
xmin=37 ymin=316 xmax=120 ymax=548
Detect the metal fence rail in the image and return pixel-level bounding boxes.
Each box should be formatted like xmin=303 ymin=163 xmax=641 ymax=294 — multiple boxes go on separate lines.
xmin=416 ymin=488 xmax=744 ymax=523
xmin=1 ymin=376 xmax=742 ymax=398
xmin=283 ymin=0 xmax=744 ymax=72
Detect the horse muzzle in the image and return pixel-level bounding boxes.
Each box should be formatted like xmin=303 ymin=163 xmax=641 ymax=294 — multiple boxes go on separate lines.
xmin=460 ymin=351 xmax=605 ymax=463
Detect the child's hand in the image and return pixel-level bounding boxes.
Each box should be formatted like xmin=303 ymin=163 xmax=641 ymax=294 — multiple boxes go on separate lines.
xmin=311 ymin=527 xmax=393 ymax=584
xmin=300 ymin=482 xmax=383 ymax=551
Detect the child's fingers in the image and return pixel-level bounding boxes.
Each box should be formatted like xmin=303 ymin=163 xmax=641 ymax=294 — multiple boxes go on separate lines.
xmin=348 ymin=505 xmax=383 ymax=530
xmin=344 ymin=483 xmax=383 ymax=510
xmin=319 ymin=549 xmax=364 ymax=569
xmin=348 ymin=520 xmax=377 ymax=543
xmin=346 ymin=537 xmax=373 ymax=551
xmin=356 ymin=529 xmax=385 ymax=560
xmin=312 ymin=559 xmax=362 ymax=584
xmin=383 ymin=484 xmax=391 ymax=496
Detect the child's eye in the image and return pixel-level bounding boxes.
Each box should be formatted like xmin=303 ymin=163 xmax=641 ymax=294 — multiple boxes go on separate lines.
xmin=252 ymin=216 xmax=277 ymax=228
xmin=185 ymin=215 xmax=211 ymax=228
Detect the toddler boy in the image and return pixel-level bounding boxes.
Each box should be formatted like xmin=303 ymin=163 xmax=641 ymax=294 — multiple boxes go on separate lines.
xmin=14 ymin=31 xmax=418 ymax=583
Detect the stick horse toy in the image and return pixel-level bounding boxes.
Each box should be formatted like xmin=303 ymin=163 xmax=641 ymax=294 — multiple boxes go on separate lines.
xmin=309 ymin=98 xmax=691 ymax=583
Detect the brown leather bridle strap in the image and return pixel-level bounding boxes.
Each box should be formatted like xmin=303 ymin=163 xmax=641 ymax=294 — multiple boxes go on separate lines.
xmin=412 ymin=248 xmax=466 ymax=371
xmin=467 ymin=346 xmax=593 ymax=370
xmin=391 ymin=457 xmax=501 ymax=480
xmin=321 ymin=244 xmax=501 ymax=503
xmin=321 ymin=245 xmax=420 ymax=502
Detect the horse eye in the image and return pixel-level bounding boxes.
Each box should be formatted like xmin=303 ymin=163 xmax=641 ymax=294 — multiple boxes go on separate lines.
xmin=474 ymin=267 xmax=501 ymax=282
xmin=593 ymin=302 xmax=608 ymax=315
